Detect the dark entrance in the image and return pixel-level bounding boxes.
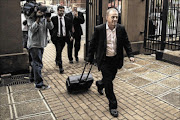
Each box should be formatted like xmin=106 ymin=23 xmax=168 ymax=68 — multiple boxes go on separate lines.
xmin=84 ymin=0 xmax=103 ymax=60
xmin=144 ymin=0 xmax=180 ymax=53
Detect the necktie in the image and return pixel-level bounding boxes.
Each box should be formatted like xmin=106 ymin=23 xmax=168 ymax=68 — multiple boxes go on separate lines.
xmin=72 ymin=25 xmax=75 ymax=33
xmin=60 ymin=18 xmax=63 ymax=37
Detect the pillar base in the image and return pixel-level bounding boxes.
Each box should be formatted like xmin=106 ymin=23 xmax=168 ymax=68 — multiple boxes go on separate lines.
xmin=156 ymin=49 xmax=180 ymax=65
xmin=0 ymin=50 xmax=29 ymax=75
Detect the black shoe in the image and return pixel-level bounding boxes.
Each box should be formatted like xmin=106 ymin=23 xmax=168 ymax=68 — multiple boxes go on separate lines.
xmin=35 ymin=84 xmax=51 ymax=90
xmin=69 ymin=60 xmax=73 ymax=64
xmin=29 ymin=79 xmax=34 ymax=83
xmin=96 ymin=81 xmax=103 ymax=95
xmin=75 ymin=57 xmax=79 ymax=62
xmin=109 ymin=109 xmax=118 ymax=117
xmin=59 ymin=68 xmax=64 ymax=74
xmin=55 ymin=61 xmax=58 ymax=66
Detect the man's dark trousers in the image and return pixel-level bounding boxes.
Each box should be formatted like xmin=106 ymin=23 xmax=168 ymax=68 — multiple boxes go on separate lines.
xmin=29 ymin=48 xmax=44 ymax=87
xmin=68 ymin=35 xmax=81 ymax=59
xmin=96 ymin=56 xmax=118 ymax=109
xmin=55 ymin=37 xmax=73 ymax=67
xmin=55 ymin=37 xmax=65 ymax=67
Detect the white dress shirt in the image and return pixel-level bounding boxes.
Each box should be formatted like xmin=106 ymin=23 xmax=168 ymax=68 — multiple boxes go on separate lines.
xmin=106 ymin=23 xmax=117 ymax=56
xmin=57 ymin=15 xmax=66 ymax=37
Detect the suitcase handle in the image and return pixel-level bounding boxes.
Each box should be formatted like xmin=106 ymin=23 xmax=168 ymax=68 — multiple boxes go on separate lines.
xmin=79 ymin=62 xmax=93 ymax=82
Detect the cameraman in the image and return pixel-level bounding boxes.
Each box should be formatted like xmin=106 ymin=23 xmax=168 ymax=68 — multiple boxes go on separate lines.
xmin=27 ymin=6 xmax=54 ymax=90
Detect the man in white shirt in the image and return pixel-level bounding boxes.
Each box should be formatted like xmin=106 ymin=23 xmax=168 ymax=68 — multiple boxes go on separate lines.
xmin=50 ymin=6 xmax=72 ymax=74
xmin=88 ymin=8 xmax=135 ymax=117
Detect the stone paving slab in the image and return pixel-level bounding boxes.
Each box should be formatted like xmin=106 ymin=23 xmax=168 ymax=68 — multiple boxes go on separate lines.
xmin=161 ymin=92 xmax=180 ymax=108
xmin=14 ymin=100 xmax=50 ymax=118
xmin=127 ymin=76 xmax=151 ymax=87
xmin=159 ymin=77 xmax=180 ymax=88
xmin=0 ymin=94 xmax=9 ymax=105
xmin=0 ymin=86 xmax=8 ymax=94
xmin=11 ymin=90 xmax=42 ymax=103
xmin=10 ymin=83 xmax=35 ymax=93
xmin=142 ymin=84 xmax=170 ymax=96
xmin=0 ymin=105 xmax=13 ymax=120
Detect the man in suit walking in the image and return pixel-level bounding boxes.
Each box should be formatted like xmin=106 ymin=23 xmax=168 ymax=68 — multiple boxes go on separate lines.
xmin=50 ymin=6 xmax=72 ymax=74
xmin=88 ymin=8 xmax=135 ymax=117
xmin=65 ymin=4 xmax=85 ymax=63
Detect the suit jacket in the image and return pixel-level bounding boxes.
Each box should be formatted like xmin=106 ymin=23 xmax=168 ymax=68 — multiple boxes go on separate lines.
xmin=88 ymin=24 xmax=134 ymax=70
xmin=65 ymin=12 xmax=85 ymax=36
xmin=50 ymin=15 xmax=72 ymax=44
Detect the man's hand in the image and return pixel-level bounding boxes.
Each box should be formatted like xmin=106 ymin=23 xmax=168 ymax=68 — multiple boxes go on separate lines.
xmin=74 ymin=12 xmax=78 ymax=17
xmin=36 ymin=10 xmax=44 ymax=23
xmin=129 ymin=57 xmax=135 ymax=62
xmin=46 ymin=17 xmax=51 ymax=22
xmin=70 ymin=37 xmax=74 ymax=41
xmin=36 ymin=17 xmax=40 ymax=23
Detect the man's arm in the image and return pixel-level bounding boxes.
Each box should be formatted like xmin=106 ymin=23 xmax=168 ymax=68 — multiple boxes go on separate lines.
xmin=74 ymin=12 xmax=84 ymax=24
xmin=27 ymin=19 xmax=39 ymax=33
xmin=46 ymin=17 xmax=54 ymax=30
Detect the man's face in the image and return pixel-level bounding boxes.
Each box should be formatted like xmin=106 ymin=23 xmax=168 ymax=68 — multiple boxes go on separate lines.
xmin=106 ymin=10 xmax=118 ymax=27
xmin=72 ymin=5 xmax=77 ymax=12
xmin=58 ymin=8 xmax=65 ymax=16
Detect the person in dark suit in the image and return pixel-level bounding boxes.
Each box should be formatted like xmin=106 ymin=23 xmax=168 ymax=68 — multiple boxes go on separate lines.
xmin=50 ymin=6 xmax=72 ymax=74
xmin=88 ymin=8 xmax=135 ymax=117
xmin=65 ymin=4 xmax=85 ymax=63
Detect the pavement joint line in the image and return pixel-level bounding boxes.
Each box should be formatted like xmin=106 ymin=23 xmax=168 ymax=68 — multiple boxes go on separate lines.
xmin=39 ymin=89 xmax=59 ymax=119
xmin=7 ymin=90 xmax=11 ymax=105
xmin=9 ymin=85 xmax=12 ymax=93
xmin=6 ymin=86 xmax=9 ymax=94
xmin=9 ymin=105 xmax=13 ymax=120
xmin=13 ymin=102 xmax=18 ymax=118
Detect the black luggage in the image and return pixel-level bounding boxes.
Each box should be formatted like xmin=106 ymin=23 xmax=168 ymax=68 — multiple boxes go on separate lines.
xmin=66 ymin=63 xmax=94 ymax=93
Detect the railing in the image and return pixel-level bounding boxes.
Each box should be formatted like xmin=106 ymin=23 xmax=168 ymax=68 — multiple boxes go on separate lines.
xmin=144 ymin=0 xmax=180 ymax=53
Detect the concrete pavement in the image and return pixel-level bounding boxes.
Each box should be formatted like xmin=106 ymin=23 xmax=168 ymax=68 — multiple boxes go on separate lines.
xmin=0 ymin=39 xmax=180 ymax=120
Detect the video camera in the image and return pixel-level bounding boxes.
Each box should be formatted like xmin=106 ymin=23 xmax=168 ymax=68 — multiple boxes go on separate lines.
xmin=22 ymin=1 xmax=53 ymax=18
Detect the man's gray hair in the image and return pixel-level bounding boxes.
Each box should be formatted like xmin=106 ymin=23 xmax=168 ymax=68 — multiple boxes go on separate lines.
xmin=106 ymin=8 xmax=118 ymax=17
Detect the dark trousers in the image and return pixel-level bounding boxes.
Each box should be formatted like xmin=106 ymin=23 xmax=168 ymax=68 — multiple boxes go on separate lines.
xmin=68 ymin=35 xmax=81 ymax=59
xmin=29 ymin=48 xmax=44 ymax=87
xmin=97 ymin=56 xmax=118 ymax=109
xmin=55 ymin=37 xmax=66 ymax=68
xmin=55 ymin=37 xmax=73 ymax=67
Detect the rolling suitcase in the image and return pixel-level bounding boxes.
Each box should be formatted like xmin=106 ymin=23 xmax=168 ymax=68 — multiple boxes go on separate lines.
xmin=66 ymin=63 xmax=94 ymax=93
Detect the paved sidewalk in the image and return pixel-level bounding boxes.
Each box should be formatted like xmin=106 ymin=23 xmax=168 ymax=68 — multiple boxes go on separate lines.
xmin=0 ymin=40 xmax=180 ymax=120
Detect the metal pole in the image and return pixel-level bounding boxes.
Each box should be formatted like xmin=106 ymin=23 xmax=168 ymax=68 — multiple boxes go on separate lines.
xmin=85 ymin=0 xmax=89 ymax=60
xmin=160 ymin=0 xmax=168 ymax=50
xmin=143 ymin=0 xmax=150 ymax=48
xmin=99 ymin=0 xmax=102 ymax=24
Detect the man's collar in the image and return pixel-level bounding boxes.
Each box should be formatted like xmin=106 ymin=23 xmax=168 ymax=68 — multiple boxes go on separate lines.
xmin=58 ymin=15 xmax=64 ymax=19
xmin=106 ymin=22 xmax=116 ymax=31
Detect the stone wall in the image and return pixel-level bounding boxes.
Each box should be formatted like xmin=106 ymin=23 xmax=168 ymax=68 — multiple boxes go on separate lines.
xmin=0 ymin=0 xmax=29 ymax=75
